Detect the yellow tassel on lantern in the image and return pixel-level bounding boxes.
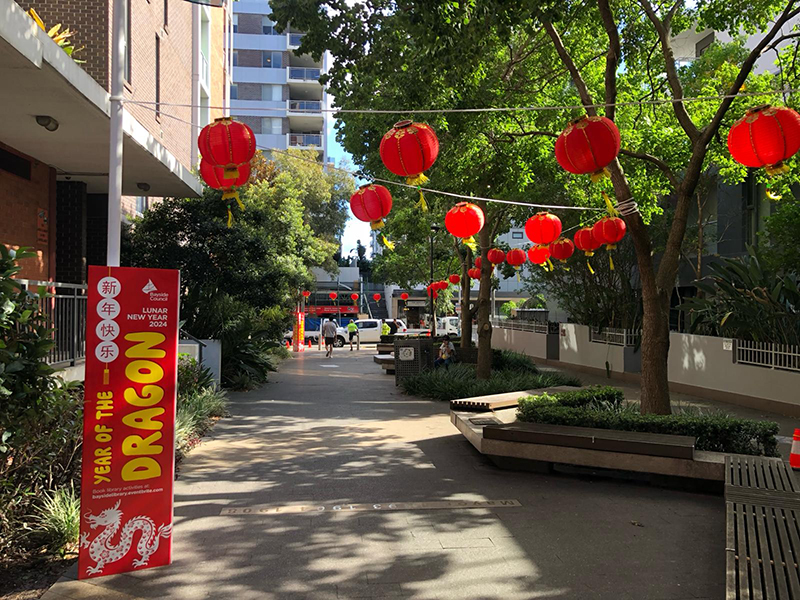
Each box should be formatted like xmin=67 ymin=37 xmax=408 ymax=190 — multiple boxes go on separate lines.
xmin=603 ymin=192 xmax=620 ymax=216
xmin=462 ymin=237 xmax=477 ymax=253
xmin=766 ymin=162 xmax=791 ymax=176
xmin=406 ymin=173 xmax=429 ymax=186
xmin=415 ymin=189 xmax=429 ymax=212
xmin=766 ymin=188 xmax=783 ymax=201
xmin=590 ymin=167 xmax=611 ymax=183
xmin=227 ymin=207 xmax=233 ymax=227
xmin=370 ymin=219 xmax=385 ymax=230
xmin=606 ymin=243 xmax=617 ymax=270
xmin=586 ymin=260 xmax=595 ymax=275
xmin=546 ymin=258 xmax=554 ymax=272
xmin=382 ymin=235 xmax=395 ymax=251
xmin=222 ymin=190 xmax=244 ymax=227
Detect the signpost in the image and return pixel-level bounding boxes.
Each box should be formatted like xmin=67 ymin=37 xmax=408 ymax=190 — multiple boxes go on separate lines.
xmin=79 ymin=266 xmax=180 ymax=579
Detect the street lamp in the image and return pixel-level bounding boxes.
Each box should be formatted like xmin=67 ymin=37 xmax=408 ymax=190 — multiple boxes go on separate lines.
xmin=430 ymin=224 xmax=440 ymax=337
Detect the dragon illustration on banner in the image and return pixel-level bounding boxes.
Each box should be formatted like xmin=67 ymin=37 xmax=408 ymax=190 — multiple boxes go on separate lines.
xmin=80 ymin=500 xmax=172 ymax=575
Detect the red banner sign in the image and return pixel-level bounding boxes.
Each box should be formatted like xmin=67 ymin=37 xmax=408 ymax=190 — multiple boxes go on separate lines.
xmin=305 ymin=305 xmax=358 ymax=315
xmin=79 ymin=266 xmax=180 ymax=579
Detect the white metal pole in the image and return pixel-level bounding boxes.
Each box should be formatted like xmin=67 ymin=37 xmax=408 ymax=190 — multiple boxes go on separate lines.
xmin=107 ymin=0 xmax=126 ymax=267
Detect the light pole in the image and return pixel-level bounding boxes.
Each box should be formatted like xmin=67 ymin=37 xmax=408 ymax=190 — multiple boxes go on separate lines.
xmin=429 ymin=224 xmax=440 ymax=336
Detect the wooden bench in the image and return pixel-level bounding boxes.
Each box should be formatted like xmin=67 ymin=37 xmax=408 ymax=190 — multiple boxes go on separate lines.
xmin=725 ymin=455 xmax=800 ymax=599
xmin=483 ymin=422 xmax=696 ymax=460
xmin=373 ymin=354 xmax=395 ymax=374
xmin=376 ymin=343 xmax=394 ymax=354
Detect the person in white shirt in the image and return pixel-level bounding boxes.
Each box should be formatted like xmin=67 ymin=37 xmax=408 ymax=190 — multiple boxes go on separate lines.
xmin=322 ymin=319 xmax=338 ymax=357
xmin=434 ymin=335 xmax=456 ymax=369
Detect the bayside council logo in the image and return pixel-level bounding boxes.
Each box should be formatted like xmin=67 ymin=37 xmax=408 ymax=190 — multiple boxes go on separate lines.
xmin=142 ymin=279 xmax=169 ymax=302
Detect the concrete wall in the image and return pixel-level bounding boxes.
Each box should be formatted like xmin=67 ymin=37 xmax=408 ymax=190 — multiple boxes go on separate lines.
xmin=558 ymin=324 xmax=628 ymax=375
xmin=492 ymin=328 xmax=550 ymax=361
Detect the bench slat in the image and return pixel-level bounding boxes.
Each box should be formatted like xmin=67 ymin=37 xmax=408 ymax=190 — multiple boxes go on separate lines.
xmin=736 ymin=502 xmax=752 ymax=600
xmin=483 ymin=422 xmax=695 ymax=460
xmin=764 ymin=506 xmax=790 ymax=600
xmin=745 ymin=503 xmax=764 ymax=599
xmin=779 ymin=507 xmax=800 ymax=596
xmin=753 ymin=504 xmax=778 ymax=600
xmin=727 ymin=502 xmax=737 ymax=600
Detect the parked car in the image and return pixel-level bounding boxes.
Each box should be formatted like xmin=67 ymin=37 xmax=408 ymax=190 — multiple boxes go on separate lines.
xmin=283 ymin=322 xmax=348 ymax=347
xmin=352 ymin=319 xmax=407 ymax=343
xmin=436 ymin=316 xmax=461 ymax=337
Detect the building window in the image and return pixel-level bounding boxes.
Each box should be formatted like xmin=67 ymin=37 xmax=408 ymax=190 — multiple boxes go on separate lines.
xmin=123 ymin=0 xmax=131 ymax=82
xmin=262 ymin=84 xmax=281 ymax=101
xmin=232 ymin=14 xmax=238 ymax=33
xmin=163 ymin=0 xmax=168 ymax=28
xmin=262 ymin=17 xmax=276 ymax=35
xmin=155 ymin=36 xmax=161 ymax=118
xmin=696 ymin=33 xmax=714 ymax=57
xmin=0 ymin=147 xmax=32 ymax=180
xmin=262 ymin=117 xmax=282 ymax=135
xmin=136 ymin=197 xmax=149 ymax=214
xmin=230 ymin=83 xmax=238 ymax=100
xmin=262 ymin=51 xmax=282 ymax=69
xmin=232 ymin=50 xmax=238 ymax=66
xmin=511 ymin=231 xmax=523 ymax=239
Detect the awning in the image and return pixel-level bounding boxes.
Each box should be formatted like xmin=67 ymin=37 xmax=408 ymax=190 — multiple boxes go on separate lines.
xmin=0 ymin=0 xmax=201 ymax=197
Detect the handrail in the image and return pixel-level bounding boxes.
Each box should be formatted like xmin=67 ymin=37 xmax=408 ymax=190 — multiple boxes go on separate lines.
xmin=179 ymin=329 xmax=207 ymax=347
xmin=16 ymin=278 xmax=87 ymax=291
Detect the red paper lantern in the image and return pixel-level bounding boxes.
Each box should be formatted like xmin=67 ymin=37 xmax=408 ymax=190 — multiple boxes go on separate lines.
xmin=487 ymin=248 xmax=506 ymax=265
xmin=467 ymin=267 xmax=481 ymax=279
xmin=449 ymin=274 xmax=461 ymax=285
xmin=329 ymin=292 xmax=337 ymax=300
xmin=379 ymin=120 xmax=439 ymax=180
xmin=373 ymin=293 xmax=381 ymax=302
xmin=574 ymin=227 xmax=602 ymax=256
xmin=727 ymin=105 xmax=800 ymax=174
xmin=474 ymin=256 xmax=482 ymax=270
xmin=426 ymin=286 xmax=439 ymax=299
xmin=302 ymin=290 xmax=311 ymax=298
xmin=445 ymin=202 xmax=485 ymax=241
xmin=525 ymin=212 xmax=562 ymax=246
xmin=198 ymin=117 xmax=256 ymax=178
xmin=350 ymin=293 xmax=359 ymax=301
xmin=439 ymin=280 xmax=449 ymax=290
xmin=506 ymin=248 xmax=527 ymax=269
xmin=200 ymin=160 xmax=250 ymax=190
xmin=401 ymin=292 xmax=409 ymax=300
xmin=527 ymin=245 xmax=551 ymax=265
xmin=549 ymin=238 xmax=575 ymax=263
xmin=555 ymin=115 xmax=620 ymax=179
xmin=592 ymin=216 xmax=627 ymax=248
xmin=350 ymin=184 xmax=393 ymax=230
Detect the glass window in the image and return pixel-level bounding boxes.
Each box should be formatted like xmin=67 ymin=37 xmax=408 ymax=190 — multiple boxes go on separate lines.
xmin=261 ymin=117 xmax=281 ymax=135
xmin=136 ymin=197 xmax=149 ymax=214
xmin=232 ymin=50 xmax=238 ymax=67
xmin=511 ymin=231 xmax=523 ymax=239
xmin=123 ymin=0 xmax=131 ymax=82
xmin=262 ymin=84 xmax=281 ymax=101
xmin=155 ymin=36 xmax=161 ymax=117
xmin=230 ymin=84 xmax=238 ymax=100
xmin=359 ymin=321 xmax=377 ymax=329
xmin=262 ymin=51 xmax=282 ymax=68
xmin=262 ymin=16 xmax=276 ymax=35
xmin=232 ymin=14 xmax=238 ymax=33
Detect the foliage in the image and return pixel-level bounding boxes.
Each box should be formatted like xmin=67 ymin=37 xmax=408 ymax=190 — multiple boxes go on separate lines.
xmin=517 ymin=402 xmax=779 ymax=456
xmin=500 ymin=301 xmax=518 ymax=317
xmin=177 ymin=355 xmax=216 ymax=396
xmin=491 ymin=349 xmax=538 ymax=373
xmin=518 ymin=386 xmax=625 ymax=409
xmin=27 ymin=8 xmax=84 ymax=62
xmin=679 ymin=246 xmax=800 ymax=345
xmin=175 ymin=387 xmax=228 ymax=460
xmin=762 ymin=198 xmax=800 ymax=275
xmin=399 ymin=363 xmax=579 ymax=401
xmin=33 ymin=485 xmax=80 ymax=555
xmin=520 ymin=294 xmax=547 ymax=310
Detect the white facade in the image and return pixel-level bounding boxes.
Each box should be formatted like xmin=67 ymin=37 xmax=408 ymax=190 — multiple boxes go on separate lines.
xmin=230 ymin=1 xmax=328 ymax=163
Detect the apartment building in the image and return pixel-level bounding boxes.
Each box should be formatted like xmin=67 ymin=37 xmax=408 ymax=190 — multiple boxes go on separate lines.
xmin=230 ymin=0 xmax=327 ymax=163
xmin=0 ymin=0 xmax=230 ymax=282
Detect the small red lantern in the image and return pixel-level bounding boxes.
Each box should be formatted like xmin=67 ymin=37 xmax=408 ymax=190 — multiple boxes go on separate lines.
xmin=525 ymin=212 xmax=562 ymax=246
xmin=549 ymin=238 xmax=575 ymax=264
xmin=198 ymin=117 xmax=256 ymax=178
xmin=474 ymin=256 xmax=482 ymax=270
xmin=574 ymin=227 xmax=603 ymax=274
xmin=302 ymin=290 xmax=311 ymax=298
xmin=528 ymin=245 xmax=551 ymax=266
xmin=329 ymin=292 xmax=338 ymax=300
xmin=350 ymin=293 xmax=359 ymax=301
xmin=728 ymin=105 xmax=800 ymax=176
xmin=467 ymin=267 xmax=481 ymax=280
xmin=379 ymin=121 xmax=439 ymax=183
xmin=401 ymin=292 xmax=409 ymax=301
xmin=592 ymin=216 xmax=627 ymax=270
xmin=555 ymin=115 xmax=620 ymax=181
xmin=350 ymin=184 xmax=393 ymax=230
xmin=487 ymin=248 xmax=506 ymax=265
xmin=373 ymin=293 xmax=381 ymax=302
xmin=439 ymin=280 xmax=449 ymax=290
xmin=445 ymin=202 xmax=485 ymax=246
xmin=449 ymin=274 xmax=461 ymax=285
xmin=426 ymin=286 xmax=439 ymax=299
xmin=506 ymin=248 xmax=527 ymax=269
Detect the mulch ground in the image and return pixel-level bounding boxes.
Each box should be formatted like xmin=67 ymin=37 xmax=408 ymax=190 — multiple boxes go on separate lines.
xmin=0 ymin=552 xmax=76 ymax=600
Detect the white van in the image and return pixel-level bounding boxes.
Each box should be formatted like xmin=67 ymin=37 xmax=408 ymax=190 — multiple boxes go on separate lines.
xmin=353 ymin=319 xmax=407 ymax=343
xmin=437 ymin=316 xmax=461 ymax=337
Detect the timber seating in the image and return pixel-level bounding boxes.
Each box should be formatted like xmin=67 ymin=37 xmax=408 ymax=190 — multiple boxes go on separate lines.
xmin=725 ymin=455 xmax=800 ymax=599
xmin=373 ymin=354 xmax=395 ymax=375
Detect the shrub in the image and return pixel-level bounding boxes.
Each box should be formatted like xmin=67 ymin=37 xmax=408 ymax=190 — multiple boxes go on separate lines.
xmin=34 ymin=485 xmax=80 ymax=554
xmin=175 ymin=387 xmax=228 ymax=459
xmin=518 ymin=386 xmax=624 ymax=410
xmin=400 ymin=363 xmax=580 ymax=401
xmin=517 ymin=402 xmax=779 ymax=457
xmin=177 ymin=355 xmax=216 ymax=396
xmin=491 ymin=349 xmax=538 ymax=373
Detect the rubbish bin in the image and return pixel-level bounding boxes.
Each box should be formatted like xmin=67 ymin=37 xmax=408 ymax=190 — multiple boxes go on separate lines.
xmin=394 ymin=337 xmax=434 ymax=385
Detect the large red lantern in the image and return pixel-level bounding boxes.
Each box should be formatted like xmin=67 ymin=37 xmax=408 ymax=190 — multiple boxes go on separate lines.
xmin=198 ymin=117 xmax=256 ymax=178
xmin=449 ymin=274 xmax=461 ymax=285
xmin=350 ymin=184 xmax=393 ymax=230
xmin=445 ymin=202 xmax=485 ymax=247
xmin=525 ymin=212 xmax=562 ymax=246
xmin=574 ymin=227 xmax=603 ymax=274
xmin=199 ymin=159 xmax=250 ymax=226
xmin=549 ymin=238 xmax=575 ymax=264
xmin=400 ymin=292 xmax=409 ymax=301
xmin=487 ymin=248 xmax=506 ymax=265
xmin=467 ymin=267 xmax=481 ymax=280
xmin=592 ymin=216 xmax=627 ymax=270
xmin=528 ymin=245 xmax=551 ymax=267
xmin=555 ymin=115 xmax=621 ymax=181
xmin=506 ymin=248 xmax=527 ymax=269
xmin=728 ymin=105 xmax=800 ymax=176
xmin=379 ymin=121 xmax=439 ymax=182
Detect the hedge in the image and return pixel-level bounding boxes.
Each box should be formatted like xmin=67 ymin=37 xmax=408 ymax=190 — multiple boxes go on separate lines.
xmin=519 ymin=385 xmax=624 ymax=409
xmin=517 ymin=397 xmax=779 ymax=457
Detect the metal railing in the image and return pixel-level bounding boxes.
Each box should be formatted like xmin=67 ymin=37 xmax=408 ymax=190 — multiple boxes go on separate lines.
xmin=17 ymin=279 xmax=88 ymax=367
xmin=491 ymin=318 xmax=550 ymax=334
xmin=288 ymin=100 xmax=322 ymax=112
xmin=736 ymin=339 xmax=800 ymax=372
xmin=288 ymin=67 xmax=321 ymax=81
xmin=589 ymin=326 xmax=641 ymax=347
xmin=289 ymin=133 xmax=322 ymax=147
xmin=289 ymin=32 xmax=305 ymax=46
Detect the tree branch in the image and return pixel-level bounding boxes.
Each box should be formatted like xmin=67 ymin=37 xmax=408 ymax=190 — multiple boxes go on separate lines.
xmin=597 ymin=0 xmax=621 ymax=121
xmin=619 ymin=149 xmax=679 ymax=189
xmin=543 ymin=21 xmax=597 ymax=115
xmin=639 ymin=0 xmax=700 ymax=142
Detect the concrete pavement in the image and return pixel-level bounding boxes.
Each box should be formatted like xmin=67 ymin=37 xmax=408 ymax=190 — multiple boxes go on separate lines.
xmin=44 ymin=348 xmax=724 ymax=599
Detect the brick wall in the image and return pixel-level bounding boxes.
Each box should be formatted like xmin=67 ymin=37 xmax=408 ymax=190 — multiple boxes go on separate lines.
xmin=238 ymin=82 xmax=262 ymax=100
xmin=238 ymin=49 xmax=261 ymax=67
xmin=238 ymin=115 xmax=261 ymax=133
xmin=237 ymin=13 xmax=261 ymax=34
xmin=0 ymin=141 xmax=54 ymax=280
xmin=55 ymin=181 xmax=87 ymax=284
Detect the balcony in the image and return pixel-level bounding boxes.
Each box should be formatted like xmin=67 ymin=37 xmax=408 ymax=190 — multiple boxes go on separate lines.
xmin=288 ymin=32 xmax=305 ymax=48
xmin=288 ymin=100 xmax=321 ymax=112
xmin=289 ymin=133 xmax=322 ymax=148
xmin=288 ymin=67 xmax=321 ymax=81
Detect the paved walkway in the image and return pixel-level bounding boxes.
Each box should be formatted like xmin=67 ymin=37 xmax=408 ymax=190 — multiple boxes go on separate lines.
xmin=46 ymin=349 xmax=723 ymax=599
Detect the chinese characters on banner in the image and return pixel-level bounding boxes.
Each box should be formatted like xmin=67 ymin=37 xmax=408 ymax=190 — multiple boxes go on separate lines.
xmin=79 ymin=266 xmax=180 ymax=579
xmin=292 ymin=311 xmax=305 ymax=352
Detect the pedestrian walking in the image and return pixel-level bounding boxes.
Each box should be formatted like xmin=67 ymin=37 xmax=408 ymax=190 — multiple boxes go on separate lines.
xmin=347 ymin=319 xmax=359 ymax=351
xmin=381 ymin=320 xmax=390 ymax=336
xmin=322 ymin=319 xmax=338 ymax=358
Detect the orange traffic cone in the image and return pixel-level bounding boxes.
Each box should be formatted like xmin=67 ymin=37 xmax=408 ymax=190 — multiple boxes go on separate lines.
xmin=285 ymin=339 xmax=290 ymax=349
xmin=307 ymin=339 xmax=312 ymax=349
xmin=791 ymin=429 xmax=800 ymax=470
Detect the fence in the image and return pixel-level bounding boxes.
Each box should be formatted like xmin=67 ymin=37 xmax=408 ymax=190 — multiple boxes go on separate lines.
xmin=289 ymin=133 xmax=322 ymax=147
xmin=736 ymin=339 xmax=800 ymax=373
xmin=491 ymin=318 xmax=549 ymax=334
xmin=18 ymin=279 xmax=88 ymax=367
xmin=589 ymin=326 xmax=641 ymax=347
xmin=288 ymin=67 xmax=321 ymax=80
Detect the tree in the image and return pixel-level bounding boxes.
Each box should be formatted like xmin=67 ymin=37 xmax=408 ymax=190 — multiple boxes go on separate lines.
xmin=272 ymin=0 xmax=800 ymax=411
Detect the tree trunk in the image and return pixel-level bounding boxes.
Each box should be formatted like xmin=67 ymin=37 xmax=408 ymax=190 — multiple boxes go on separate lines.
xmin=460 ymin=246 xmax=473 ymax=349
xmin=475 ymin=213 xmax=493 ymax=379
